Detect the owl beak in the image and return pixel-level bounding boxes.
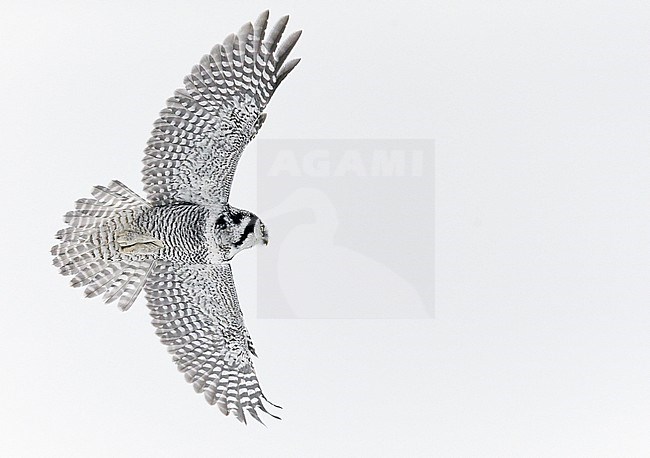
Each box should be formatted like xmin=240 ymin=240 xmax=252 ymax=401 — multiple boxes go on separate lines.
xmin=262 ymin=229 xmax=269 ymax=245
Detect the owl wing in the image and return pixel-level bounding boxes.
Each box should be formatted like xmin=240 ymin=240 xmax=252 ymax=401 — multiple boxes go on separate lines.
xmin=145 ymin=261 xmax=279 ymax=424
xmin=142 ymin=11 xmax=301 ymax=206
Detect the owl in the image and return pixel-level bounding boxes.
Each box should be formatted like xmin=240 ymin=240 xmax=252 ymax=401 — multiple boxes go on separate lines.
xmin=50 ymin=11 xmax=301 ymax=424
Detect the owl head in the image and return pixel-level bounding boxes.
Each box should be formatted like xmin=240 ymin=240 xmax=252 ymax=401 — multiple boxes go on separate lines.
xmin=216 ymin=206 xmax=268 ymax=261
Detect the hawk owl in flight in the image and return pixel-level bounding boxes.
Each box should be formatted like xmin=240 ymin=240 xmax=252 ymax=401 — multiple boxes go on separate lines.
xmin=51 ymin=11 xmax=301 ymax=424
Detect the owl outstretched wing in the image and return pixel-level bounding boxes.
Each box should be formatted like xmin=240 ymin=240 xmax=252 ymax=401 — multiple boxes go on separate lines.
xmin=146 ymin=261 xmax=278 ymax=424
xmin=142 ymin=11 xmax=301 ymax=207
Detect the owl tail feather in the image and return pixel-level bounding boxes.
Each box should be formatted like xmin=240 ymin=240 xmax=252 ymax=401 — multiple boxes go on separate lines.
xmin=51 ymin=180 xmax=156 ymax=311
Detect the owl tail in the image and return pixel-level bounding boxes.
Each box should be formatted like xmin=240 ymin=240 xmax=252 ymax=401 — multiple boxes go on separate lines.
xmin=51 ymin=180 xmax=156 ymax=311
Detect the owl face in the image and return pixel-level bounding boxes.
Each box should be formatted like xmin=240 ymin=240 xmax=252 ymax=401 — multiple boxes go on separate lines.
xmin=215 ymin=206 xmax=268 ymax=261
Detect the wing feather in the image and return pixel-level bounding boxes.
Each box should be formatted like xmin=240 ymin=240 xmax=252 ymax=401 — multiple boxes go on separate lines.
xmin=144 ymin=261 xmax=279 ymax=423
xmin=142 ymin=11 xmax=301 ymax=206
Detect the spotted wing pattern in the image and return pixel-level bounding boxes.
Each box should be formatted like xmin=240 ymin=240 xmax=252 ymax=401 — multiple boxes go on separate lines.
xmin=146 ymin=261 xmax=279 ymax=424
xmin=142 ymin=11 xmax=301 ymax=206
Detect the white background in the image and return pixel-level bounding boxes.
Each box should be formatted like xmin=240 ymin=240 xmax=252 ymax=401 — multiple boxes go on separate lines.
xmin=1 ymin=0 xmax=650 ymax=456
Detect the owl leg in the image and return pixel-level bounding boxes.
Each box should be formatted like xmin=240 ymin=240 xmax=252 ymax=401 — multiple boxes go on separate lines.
xmin=116 ymin=230 xmax=164 ymax=254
